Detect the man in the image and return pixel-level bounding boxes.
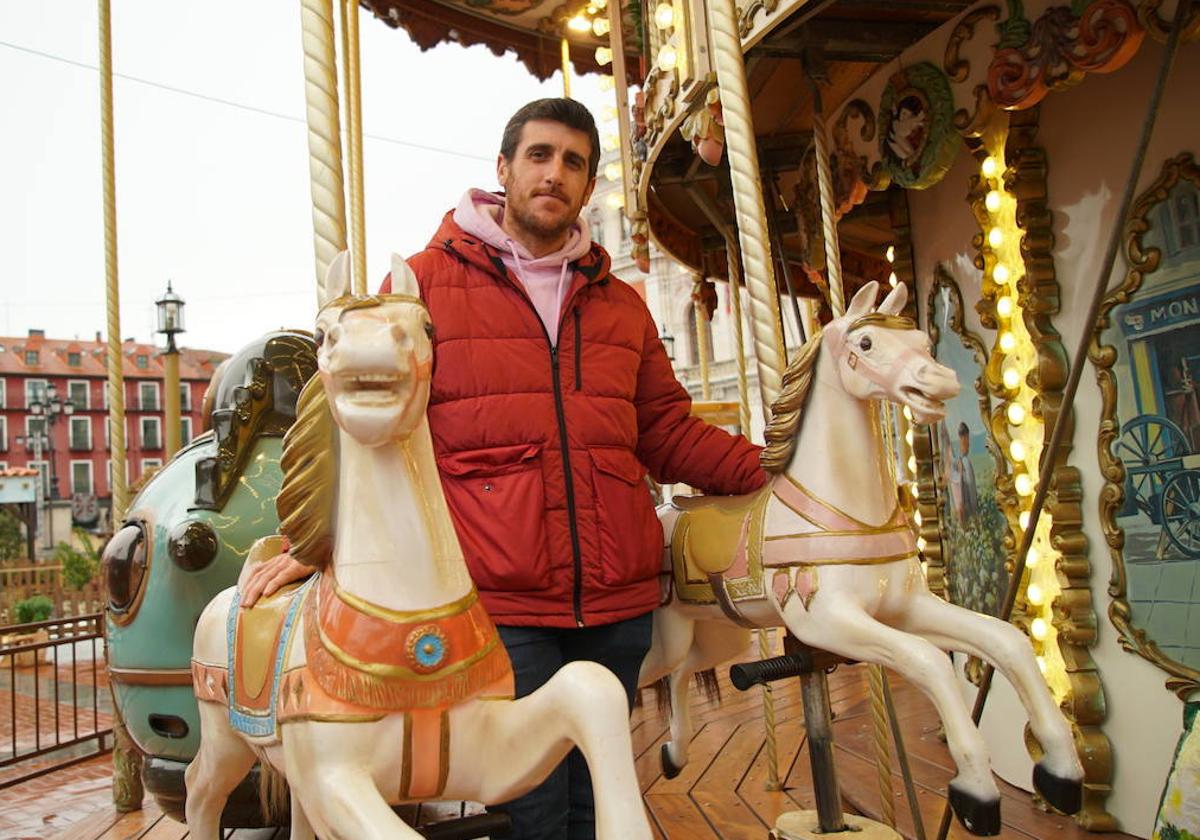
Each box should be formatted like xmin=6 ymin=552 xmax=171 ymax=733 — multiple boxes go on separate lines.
xmin=245 ymin=98 xmax=765 ymax=839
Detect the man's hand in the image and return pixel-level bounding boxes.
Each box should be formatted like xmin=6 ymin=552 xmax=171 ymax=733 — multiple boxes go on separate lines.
xmin=241 ymin=552 xmax=313 ymax=608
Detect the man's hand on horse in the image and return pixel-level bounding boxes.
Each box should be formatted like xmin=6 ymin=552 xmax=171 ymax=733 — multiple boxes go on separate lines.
xmin=242 ymin=552 xmax=312 ymax=608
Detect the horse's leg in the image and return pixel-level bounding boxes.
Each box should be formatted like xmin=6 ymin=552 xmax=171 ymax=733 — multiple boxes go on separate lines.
xmin=891 ymin=590 xmax=1084 ymax=814
xmin=282 ymin=723 xmax=423 ymax=840
xmin=661 ymin=620 xmax=751 ymax=778
xmin=783 ymin=597 xmax=1002 ymax=836
xmin=445 ymin=662 xmax=653 ymax=840
xmin=183 ymin=702 xmax=257 ymax=840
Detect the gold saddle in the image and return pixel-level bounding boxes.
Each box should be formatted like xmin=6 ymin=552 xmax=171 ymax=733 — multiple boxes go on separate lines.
xmin=671 ymin=488 xmax=770 ymax=578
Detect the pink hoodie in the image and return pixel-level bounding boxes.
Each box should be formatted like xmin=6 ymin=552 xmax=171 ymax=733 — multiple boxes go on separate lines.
xmin=453 ymin=189 xmax=592 ymax=345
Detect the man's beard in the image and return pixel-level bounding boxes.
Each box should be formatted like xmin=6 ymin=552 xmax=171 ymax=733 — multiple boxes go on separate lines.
xmin=506 ymin=185 xmax=579 ymax=242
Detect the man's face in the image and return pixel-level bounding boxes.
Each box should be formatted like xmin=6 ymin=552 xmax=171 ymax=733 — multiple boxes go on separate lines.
xmin=498 ymin=119 xmax=596 ymax=244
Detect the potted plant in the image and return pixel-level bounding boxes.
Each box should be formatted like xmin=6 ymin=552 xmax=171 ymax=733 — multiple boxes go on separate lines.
xmin=57 ymin=529 xmax=102 ymax=614
xmin=1 ymin=594 xmax=54 ymax=667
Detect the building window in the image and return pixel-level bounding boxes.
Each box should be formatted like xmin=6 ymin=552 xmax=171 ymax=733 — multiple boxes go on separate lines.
xmin=25 ymin=379 xmax=48 ymax=407
xmin=136 ymin=354 xmax=149 ymax=369
xmin=25 ymin=350 xmax=39 ymax=366
xmin=0 ymin=462 xmax=7 ymax=472
xmin=69 ymin=416 xmax=92 ymax=450
xmin=139 ymin=382 xmax=160 ymax=411
xmin=68 ymin=351 xmax=81 ymax=367
xmin=141 ymin=416 xmax=162 ymax=450
xmin=180 ymin=417 xmax=193 ymax=446
xmin=0 ymin=377 xmax=6 ymax=408
xmin=141 ymin=458 xmax=162 ymax=478
xmin=28 ymin=460 xmax=49 ymax=497
xmin=0 ymin=416 xmax=6 ymax=452
xmin=25 ymin=416 xmax=47 ymax=439
xmin=180 ymin=382 xmax=192 ymax=412
xmin=1170 ymin=183 xmax=1200 ymax=252
xmin=71 ymin=461 xmax=94 ymax=496
xmin=68 ymin=380 xmax=90 ymax=410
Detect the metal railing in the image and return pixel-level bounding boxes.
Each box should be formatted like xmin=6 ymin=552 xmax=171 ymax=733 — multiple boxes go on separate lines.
xmin=0 ymin=613 xmax=111 ymax=789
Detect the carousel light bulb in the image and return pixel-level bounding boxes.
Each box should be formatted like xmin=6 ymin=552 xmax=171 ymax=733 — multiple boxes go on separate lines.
xmin=1015 ymin=473 xmax=1034 ymax=496
xmin=602 ymin=105 xmax=618 ymax=121
xmin=605 ymin=191 xmax=624 ymax=209
xmin=988 ymin=227 xmax=1004 ymax=248
xmin=905 ymin=428 xmax=914 ymax=446
xmin=1007 ymin=401 xmax=1026 ymax=425
xmin=594 ymin=0 xmax=607 ymax=7
xmin=1026 ymin=546 xmax=1040 ymax=568
xmin=985 ymin=190 xmax=1002 ymax=213
xmin=599 ymin=74 xmax=615 ymax=90
xmin=999 ymin=331 xmax=1017 ymax=352
xmin=1019 ymin=510 xmax=1031 ymax=530
xmin=914 ymin=509 xmax=923 ymax=527
xmin=655 ymin=1 xmax=675 ymax=29
xmin=888 ymin=271 xmax=899 ymax=288
xmin=907 ymin=455 xmax=918 ymax=474
xmin=917 ymin=536 xmax=928 ymax=552
xmin=997 ymin=296 xmax=1014 ymax=319
xmin=993 ymin=263 xmax=1011 ymax=285
xmin=1027 ymin=583 xmax=1045 ymax=605
xmin=1010 ymin=439 xmax=1027 ymax=462
xmin=1031 ymin=617 xmax=1048 ymax=641
xmin=910 ymin=482 xmax=919 ymax=497
xmin=982 ymin=156 xmax=999 ymax=178
xmin=1003 ymin=365 xmax=1021 ymax=390
xmin=657 ymin=44 xmax=678 ymax=71
xmin=604 ymin=162 xmax=622 ymax=181
xmin=568 ymin=14 xmax=591 ymax=32
xmin=602 ymin=131 xmax=620 ymax=151
xmin=886 ymin=245 xmax=896 ymax=263
xmin=592 ymin=16 xmax=610 ymax=36
xmin=595 ymin=46 xmax=613 ymax=65
xmin=1036 ymin=655 xmax=1048 ymax=674
xmin=903 ymin=406 xmax=913 ymax=421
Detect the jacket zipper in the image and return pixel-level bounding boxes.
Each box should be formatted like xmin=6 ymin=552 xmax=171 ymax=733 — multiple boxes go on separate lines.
xmin=476 ymin=246 xmax=589 ymax=627
xmin=573 ymin=307 xmax=582 ymax=392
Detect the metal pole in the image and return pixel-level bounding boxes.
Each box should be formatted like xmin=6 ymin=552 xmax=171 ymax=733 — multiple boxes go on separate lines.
xmin=800 ymin=669 xmax=847 ymax=832
xmin=164 ymin=339 xmax=180 ymax=459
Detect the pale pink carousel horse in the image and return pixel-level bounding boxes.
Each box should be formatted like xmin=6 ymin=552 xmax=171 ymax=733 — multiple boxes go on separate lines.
xmin=186 ymin=253 xmax=652 ymax=840
xmin=638 ymin=281 xmax=1083 ymax=835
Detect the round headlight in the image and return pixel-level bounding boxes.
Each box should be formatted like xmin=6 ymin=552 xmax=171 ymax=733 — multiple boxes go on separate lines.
xmin=168 ymin=520 xmax=219 ymax=572
xmin=103 ymin=523 xmax=147 ymax=614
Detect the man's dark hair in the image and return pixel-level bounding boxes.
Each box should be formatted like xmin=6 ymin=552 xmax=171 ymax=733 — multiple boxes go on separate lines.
xmin=500 ymin=98 xmax=601 ymax=180
xmin=958 ymin=422 xmax=970 ymax=437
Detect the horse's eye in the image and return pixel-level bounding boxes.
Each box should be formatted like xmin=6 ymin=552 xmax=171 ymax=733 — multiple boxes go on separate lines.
xmin=424 ymin=321 xmax=435 ymax=340
xmin=859 ymin=335 xmax=872 ymax=352
xmin=313 ymin=327 xmax=325 ymax=346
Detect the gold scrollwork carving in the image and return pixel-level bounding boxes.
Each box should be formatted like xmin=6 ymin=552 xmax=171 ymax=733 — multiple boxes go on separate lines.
xmin=945 ymin=6 xmax=1002 ymax=82
xmin=973 ymin=107 xmax=1114 ymax=828
xmin=738 ymin=0 xmax=780 ymax=38
xmin=1086 ymin=151 xmax=1200 ymax=701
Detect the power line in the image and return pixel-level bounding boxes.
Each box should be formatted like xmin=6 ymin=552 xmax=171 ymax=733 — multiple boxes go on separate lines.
xmin=0 ymin=39 xmax=494 ymax=163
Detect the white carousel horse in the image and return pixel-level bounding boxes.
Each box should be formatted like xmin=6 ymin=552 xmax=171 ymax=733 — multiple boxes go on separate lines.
xmin=638 ymin=281 xmax=1084 ymax=835
xmin=185 ymin=253 xmax=651 ymax=840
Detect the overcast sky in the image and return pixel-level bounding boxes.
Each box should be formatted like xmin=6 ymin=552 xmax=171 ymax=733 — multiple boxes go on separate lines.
xmin=1 ymin=1 xmax=610 ymax=354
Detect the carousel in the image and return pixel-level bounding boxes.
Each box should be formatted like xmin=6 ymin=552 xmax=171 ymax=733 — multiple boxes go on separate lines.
xmin=45 ymin=0 xmax=1199 ymax=838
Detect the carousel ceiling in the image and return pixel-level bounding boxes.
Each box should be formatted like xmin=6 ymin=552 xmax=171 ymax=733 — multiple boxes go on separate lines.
xmin=360 ymin=0 xmax=642 ymax=82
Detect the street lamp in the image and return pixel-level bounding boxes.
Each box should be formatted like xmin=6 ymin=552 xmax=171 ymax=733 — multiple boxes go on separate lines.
xmin=27 ymin=383 xmax=75 ymax=500
xmin=156 ymin=282 xmax=186 ymax=459
xmin=658 ymin=324 xmax=676 ymax=362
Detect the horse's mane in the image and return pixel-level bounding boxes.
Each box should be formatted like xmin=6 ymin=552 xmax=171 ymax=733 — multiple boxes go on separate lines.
xmin=760 ymin=331 xmax=823 ymax=474
xmin=277 ymin=375 xmax=335 ymax=567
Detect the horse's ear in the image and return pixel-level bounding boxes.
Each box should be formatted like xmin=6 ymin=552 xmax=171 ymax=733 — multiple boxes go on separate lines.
xmin=878 ymin=281 xmax=908 ymax=315
xmin=390 ymin=253 xmax=420 ymax=298
xmin=319 ymin=251 xmax=352 ymax=308
xmin=846 ymin=281 xmax=879 ymax=318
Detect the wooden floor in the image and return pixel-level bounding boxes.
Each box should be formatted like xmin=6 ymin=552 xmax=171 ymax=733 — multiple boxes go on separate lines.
xmin=15 ymin=651 xmax=1139 ymax=840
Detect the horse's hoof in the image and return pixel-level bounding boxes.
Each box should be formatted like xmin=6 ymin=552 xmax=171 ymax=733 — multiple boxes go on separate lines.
xmin=660 ymin=743 xmax=683 ymax=780
xmin=948 ymin=783 xmax=1001 ymax=836
xmin=1033 ymin=763 xmax=1083 ymax=815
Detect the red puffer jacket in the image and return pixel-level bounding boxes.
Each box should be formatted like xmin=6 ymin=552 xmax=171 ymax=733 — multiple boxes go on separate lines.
xmin=383 ymin=212 xmax=766 ymax=627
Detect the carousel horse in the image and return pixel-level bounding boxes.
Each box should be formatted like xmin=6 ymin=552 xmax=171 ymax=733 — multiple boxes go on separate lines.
xmin=186 ymin=253 xmax=651 ymax=840
xmin=638 ymin=281 xmax=1084 ymax=835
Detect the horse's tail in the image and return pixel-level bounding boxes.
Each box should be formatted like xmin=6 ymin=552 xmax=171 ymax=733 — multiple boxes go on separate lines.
xmin=694 ymin=668 xmax=721 ymax=705
xmin=258 ymin=759 xmax=289 ymax=825
xmin=642 ymin=668 xmax=722 ymax=716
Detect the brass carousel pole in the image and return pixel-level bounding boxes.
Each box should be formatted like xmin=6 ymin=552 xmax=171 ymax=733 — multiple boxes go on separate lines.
xmin=339 ymin=0 xmax=367 ymax=294
xmin=98 ymin=0 xmax=142 ymax=811
xmin=300 ymin=0 xmax=348 ymax=292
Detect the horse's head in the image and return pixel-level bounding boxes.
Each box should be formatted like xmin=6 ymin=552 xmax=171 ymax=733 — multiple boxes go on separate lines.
xmin=823 ymin=281 xmax=959 ymax=423
xmin=314 ymin=252 xmax=434 ymax=447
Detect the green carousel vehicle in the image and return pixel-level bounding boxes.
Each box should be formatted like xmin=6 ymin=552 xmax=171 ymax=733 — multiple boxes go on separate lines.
xmin=102 ymin=330 xmax=316 ymax=822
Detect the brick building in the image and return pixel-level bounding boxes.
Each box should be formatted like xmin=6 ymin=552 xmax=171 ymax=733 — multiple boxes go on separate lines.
xmin=0 ymin=329 xmax=227 ymax=515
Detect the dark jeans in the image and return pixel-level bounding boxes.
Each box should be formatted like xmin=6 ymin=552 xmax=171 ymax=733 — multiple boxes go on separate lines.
xmin=491 ymin=613 xmax=653 ymax=840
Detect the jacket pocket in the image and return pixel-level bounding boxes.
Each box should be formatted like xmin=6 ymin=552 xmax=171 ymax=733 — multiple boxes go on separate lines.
xmin=589 ymin=447 xmax=663 ymax=587
xmin=439 ymin=443 xmax=550 ymax=591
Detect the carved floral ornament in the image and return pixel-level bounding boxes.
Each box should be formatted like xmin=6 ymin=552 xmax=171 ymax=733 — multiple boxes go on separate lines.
xmin=827 ymin=0 xmax=1154 ymax=214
